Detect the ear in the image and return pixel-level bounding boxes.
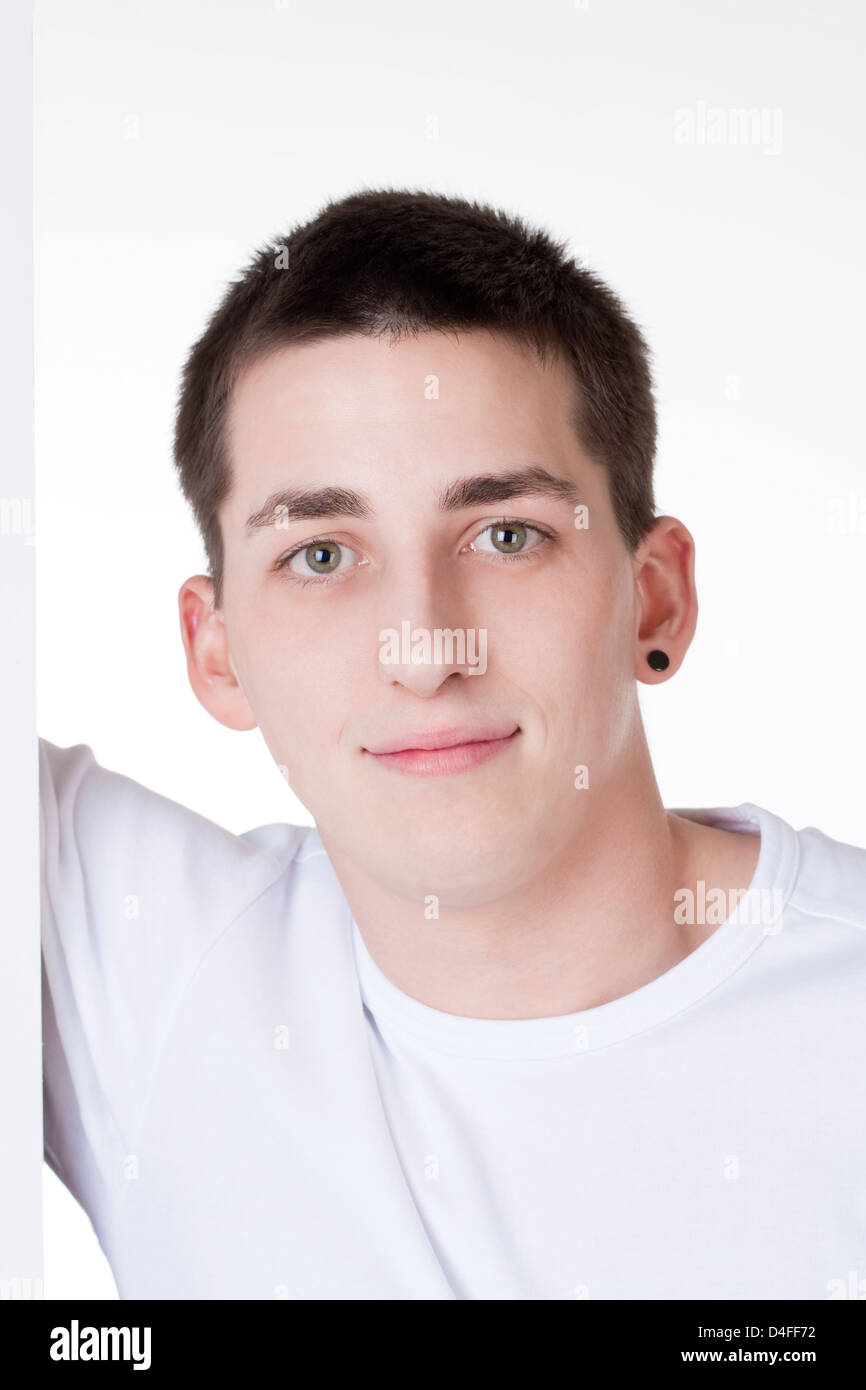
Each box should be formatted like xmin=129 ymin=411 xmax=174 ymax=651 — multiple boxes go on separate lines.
xmin=632 ymin=516 xmax=698 ymax=682
xmin=177 ymin=575 xmax=258 ymax=731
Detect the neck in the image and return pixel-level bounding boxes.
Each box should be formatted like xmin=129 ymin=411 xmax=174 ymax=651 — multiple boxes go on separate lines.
xmin=318 ymin=732 xmax=759 ymax=1020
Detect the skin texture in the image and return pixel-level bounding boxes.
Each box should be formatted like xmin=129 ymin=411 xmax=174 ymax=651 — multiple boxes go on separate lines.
xmin=178 ymin=328 xmax=760 ymax=1019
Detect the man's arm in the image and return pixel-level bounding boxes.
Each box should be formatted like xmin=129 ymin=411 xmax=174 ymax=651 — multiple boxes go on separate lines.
xmin=38 ymin=737 xmax=296 ymax=1240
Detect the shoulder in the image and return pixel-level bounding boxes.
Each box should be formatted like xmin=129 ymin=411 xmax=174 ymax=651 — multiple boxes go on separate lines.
xmin=744 ymin=802 xmax=866 ymax=989
xmin=39 ymin=736 xmax=310 ymax=957
xmin=787 ymin=817 xmax=866 ymax=934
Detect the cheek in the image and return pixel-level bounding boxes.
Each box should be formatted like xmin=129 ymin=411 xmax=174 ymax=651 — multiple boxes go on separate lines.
xmin=238 ymin=610 xmax=363 ymax=745
xmin=514 ymin=570 xmax=634 ymax=726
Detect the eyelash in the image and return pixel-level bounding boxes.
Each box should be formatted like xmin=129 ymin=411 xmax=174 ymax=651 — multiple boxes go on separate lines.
xmin=273 ymin=518 xmax=557 ymax=587
xmin=273 ymin=536 xmax=360 ymax=589
xmin=466 ymin=518 xmax=557 ymax=569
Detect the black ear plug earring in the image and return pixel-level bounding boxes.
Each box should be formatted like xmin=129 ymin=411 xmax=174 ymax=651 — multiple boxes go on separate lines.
xmin=647 ymin=649 xmax=669 ymax=672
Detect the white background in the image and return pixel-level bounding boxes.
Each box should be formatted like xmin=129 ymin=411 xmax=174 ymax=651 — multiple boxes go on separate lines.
xmin=34 ymin=0 xmax=865 ymax=1297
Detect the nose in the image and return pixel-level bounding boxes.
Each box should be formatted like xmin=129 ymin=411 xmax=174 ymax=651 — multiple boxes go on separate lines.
xmin=377 ymin=560 xmax=483 ymax=698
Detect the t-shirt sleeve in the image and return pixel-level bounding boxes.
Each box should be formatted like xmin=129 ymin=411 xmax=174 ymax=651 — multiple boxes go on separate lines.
xmin=39 ymin=737 xmax=291 ymax=1239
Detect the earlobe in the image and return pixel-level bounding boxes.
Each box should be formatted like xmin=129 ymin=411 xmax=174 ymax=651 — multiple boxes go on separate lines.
xmin=637 ymin=644 xmax=676 ymax=683
xmin=632 ymin=515 xmax=698 ymax=683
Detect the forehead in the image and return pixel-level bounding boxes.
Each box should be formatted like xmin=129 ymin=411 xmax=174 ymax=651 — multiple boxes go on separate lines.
xmin=227 ymin=328 xmax=578 ymax=448
xmin=218 ymin=329 xmax=594 ymax=546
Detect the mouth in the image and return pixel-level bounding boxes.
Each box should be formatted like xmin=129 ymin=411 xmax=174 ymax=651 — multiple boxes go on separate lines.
xmin=362 ymin=725 xmax=520 ymax=777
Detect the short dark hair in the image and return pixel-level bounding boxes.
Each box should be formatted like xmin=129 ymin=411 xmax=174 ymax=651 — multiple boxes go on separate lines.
xmin=173 ymin=187 xmax=657 ymax=608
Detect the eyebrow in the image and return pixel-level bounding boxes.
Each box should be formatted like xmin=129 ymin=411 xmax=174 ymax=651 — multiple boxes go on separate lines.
xmin=245 ymin=466 xmax=583 ymax=534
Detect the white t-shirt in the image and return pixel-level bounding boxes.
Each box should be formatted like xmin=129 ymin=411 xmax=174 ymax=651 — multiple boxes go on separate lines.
xmin=39 ymin=737 xmax=866 ymax=1300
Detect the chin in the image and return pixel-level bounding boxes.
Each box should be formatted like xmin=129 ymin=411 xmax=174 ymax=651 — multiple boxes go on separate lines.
xmin=377 ymin=832 xmax=531 ymax=908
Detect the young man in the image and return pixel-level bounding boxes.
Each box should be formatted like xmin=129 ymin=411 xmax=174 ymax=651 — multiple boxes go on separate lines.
xmin=41 ymin=188 xmax=866 ymax=1301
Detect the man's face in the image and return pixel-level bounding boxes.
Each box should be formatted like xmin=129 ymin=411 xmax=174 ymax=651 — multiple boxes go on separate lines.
xmin=214 ymin=328 xmax=643 ymax=906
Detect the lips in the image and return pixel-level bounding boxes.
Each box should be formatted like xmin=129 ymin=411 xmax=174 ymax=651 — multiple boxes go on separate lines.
xmin=363 ymin=724 xmax=519 ymax=755
xmin=361 ymin=724 xmax=521 ymax=777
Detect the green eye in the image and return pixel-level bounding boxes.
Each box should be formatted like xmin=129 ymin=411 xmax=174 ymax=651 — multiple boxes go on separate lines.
xmin=490 ymin=522 xmax=527 ymax=552
xmin=279 ymin=537 xmax=363 ymax=583
xmin=467 ymin=519 xmax=553 ymax=561
xmin=303 ymin=542 xmax=342 ymax=573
